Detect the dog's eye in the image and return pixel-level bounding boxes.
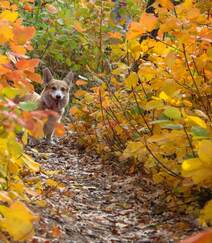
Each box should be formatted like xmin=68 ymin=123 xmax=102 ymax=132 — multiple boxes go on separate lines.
xmin=61 ymin=87 xmax=66 ymax=92
xmin=52 ymin=86 xmax=57 ymax=91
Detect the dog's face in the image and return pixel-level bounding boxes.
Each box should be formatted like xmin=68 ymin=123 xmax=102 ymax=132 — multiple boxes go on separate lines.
xmin=46 ymin=79 xmax=69 ymax=101
xmin=41 ymin=68 xmax=74 ymax=111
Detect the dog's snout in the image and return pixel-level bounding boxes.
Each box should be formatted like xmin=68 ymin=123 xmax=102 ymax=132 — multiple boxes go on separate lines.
xmin=56 ymin=94 xmax=61 ymax=99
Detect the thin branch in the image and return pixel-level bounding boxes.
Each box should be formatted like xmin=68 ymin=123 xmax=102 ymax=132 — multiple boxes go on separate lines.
xmin=182 ymin=44 xmax=211 ymax=120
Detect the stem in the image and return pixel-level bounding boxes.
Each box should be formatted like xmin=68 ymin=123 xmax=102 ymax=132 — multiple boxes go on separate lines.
xmin=145 ymin=141 xmax=183 ymax=179
xmin=183 ymin=125 xmax=195 ymax=157
xmin=97 ymin=0 xmax=104 ymax=72
xmin=99 ymin=89 xmax=116 ymax=148
xmin=132 ymin=88 xmax=152 ymax=134
xmin=182 ymin=44 xmax=211 ymax=120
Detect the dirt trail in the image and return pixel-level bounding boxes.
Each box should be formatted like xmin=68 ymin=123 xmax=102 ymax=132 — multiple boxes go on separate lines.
xmin=26 ymin=135 xmax=199 ymax=243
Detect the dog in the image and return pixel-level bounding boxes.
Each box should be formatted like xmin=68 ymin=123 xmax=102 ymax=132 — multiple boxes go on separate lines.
xmin=21 ymin=68 xmax=74 ymax=144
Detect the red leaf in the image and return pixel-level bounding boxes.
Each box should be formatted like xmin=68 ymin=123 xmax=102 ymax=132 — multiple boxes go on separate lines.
xmin=181 ymin=230 xmax=212 ymax=243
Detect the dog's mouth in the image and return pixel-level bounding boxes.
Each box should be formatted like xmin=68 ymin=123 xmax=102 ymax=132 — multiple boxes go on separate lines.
xmin=55 ymin=98 xmax=60 ymax=106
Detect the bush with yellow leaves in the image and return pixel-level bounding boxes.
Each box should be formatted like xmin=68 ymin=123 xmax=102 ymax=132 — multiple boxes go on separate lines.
xmin=70 ymin=0 xmax=212 ymax=226
xmin=0 ymin=0 xmax=46 ymax=240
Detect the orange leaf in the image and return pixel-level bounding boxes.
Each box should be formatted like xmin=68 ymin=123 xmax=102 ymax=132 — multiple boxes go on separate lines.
xmin=69 ymin=106 xmax=79 ymax=115
xmin=74 ymin=90 xmax=87 ymax=97
xmin=0 ymin=1 xmax=10 ymax=9
xmin=55 ymin=123 xmax=65 ymax=137
xmin=51 ymin=226 xmax=61 ymax=237
xmin=74 ymin=22 xmax=86 ymax=33
xmin=10 ymin=43 xmax=26 ymax=55
xmin=25 ymin=71 xmax=43 ymax=83
xmin=13 ymin=24 xmax=35 ymax=45
xmin=139 ymin=13 xmax=158 ymax=32
xmin=126 ymin=22 xmax=144 ymax=40
xmin=6 ymin=70 xmax=25 ymax=82
xmin=0 ymin=65 xmax=11 ymax=75
xmin=75 ymin=79 xmax=87 ymax=86
xmin=16 ymin=59 xmax=40 ymax=71
xmin=11 ymin=4 xmax=18 ymax=11
xmin=23 ymin=4 xmax=33 ymax=12
xmin=46 ymin=4 xmax=58 ymax=14
xmin=108 ymin=32 xmax=122 ymax=39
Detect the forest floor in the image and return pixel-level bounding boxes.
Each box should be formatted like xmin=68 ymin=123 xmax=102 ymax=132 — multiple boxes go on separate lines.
xmin=25 ymin=132 xmax=201 ymax=243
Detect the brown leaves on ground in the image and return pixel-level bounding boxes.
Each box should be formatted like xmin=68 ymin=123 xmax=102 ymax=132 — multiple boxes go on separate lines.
xmin=24 ymin=134 xmax=201 ymax=242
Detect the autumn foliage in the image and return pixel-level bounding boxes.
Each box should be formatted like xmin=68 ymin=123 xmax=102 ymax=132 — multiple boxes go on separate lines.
xmin=0 ymin=0 xmax=45 ymax=240
xmin=69 ymin=0 xmax=212 ymax=227
xmin=0 ymin=0 xmax=211 ymax=241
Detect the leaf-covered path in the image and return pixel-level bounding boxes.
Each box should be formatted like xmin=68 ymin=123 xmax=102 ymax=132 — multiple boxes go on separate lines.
xmin=26 ymin=135 xmax=199 ymax=243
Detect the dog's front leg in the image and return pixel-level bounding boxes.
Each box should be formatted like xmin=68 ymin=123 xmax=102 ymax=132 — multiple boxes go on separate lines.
xmin=43 ymin=115 xmax=57 ymax=144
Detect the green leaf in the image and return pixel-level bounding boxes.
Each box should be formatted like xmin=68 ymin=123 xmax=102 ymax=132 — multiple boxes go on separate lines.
xmin=150 ymin=119 xmax=169 ymax=125
xmin=191 ymin=126 xmax=209 ymax=138
xmin=163 ymin=107 xmax=181 ymax=120
xmin=19 ymin=102 xmax=38 ymax=111
xmin=130 ymin=106 xmax=144 ymax=115
xmin=161 ymin=124 xmax=183 ymax=130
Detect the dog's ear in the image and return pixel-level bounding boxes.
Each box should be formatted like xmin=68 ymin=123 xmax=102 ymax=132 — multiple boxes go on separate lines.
xmin=64 ymin=71 xmax=74 ymax=87
xmin=43 ymin=68 xmax=53 ymax=84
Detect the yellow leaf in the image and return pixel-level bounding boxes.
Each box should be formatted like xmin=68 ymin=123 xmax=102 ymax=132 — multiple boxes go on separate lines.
xmin=187 ymin=8 xmax=200 ymax=20
xmin=199 ymin=200 xmax=212 ymax=226
xmin=22 ymin=154 xmax=40 ymax=172
xmin=123 ymin=141 xmax=145 ymax=159
xmin=0 ymin=10 xmax=18 ymax=23
xmin=182 ymin=158 xmax=212 ymax=184
xmin=124 ymin=72 xmax=138 ymax=89
xmin=0 ymin=201 xmax=38 ymax=241
xmin=159 ymin=91 xmax=170 ymax=101
xmin=46 ymin=179 xmax=58 ymax=187
xmin=0 ymin=191 xmax=12 ymax=204
xmin=22 ymin=130 xmax=28 ymax=145
xmin=186 ymin=116 xmax=207 ymax=129
xmin=9 ymin=182 xmax=25 ymax=197
xmin=138 ymin=65 xmax=156 ymax=81
xmin=0 ymin=25 xmax=14 ymax=43
xmin=7 ymin=136 xmax=23 ymax=158
xmin=0 ymin=55 xmax=9 ymax=64
xmin=157 ymin=0 xmax=174 ymax=9
xmin=46 ymin=179 xmax=64 ymax=189
xmin=182 ymin=167 xmax=212 ymax=184
xmin=182 ymin=158 xmax=202 ymax=171
xmin=35 ymin=200 xmax=47 ymax=208
xmin=145 ymin=100 xmax=164 ymax=110
xmin=74 ymin=90 xmax=87 ymax=97
xmin=165 ymin=52 xmax=176 ymax=68
xmin=198 ymin=140 xmax=212 ymax=165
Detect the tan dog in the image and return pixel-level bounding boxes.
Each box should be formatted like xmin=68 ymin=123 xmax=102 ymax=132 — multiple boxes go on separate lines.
xmin=24 ymin=68 xmax=74 ymax=143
